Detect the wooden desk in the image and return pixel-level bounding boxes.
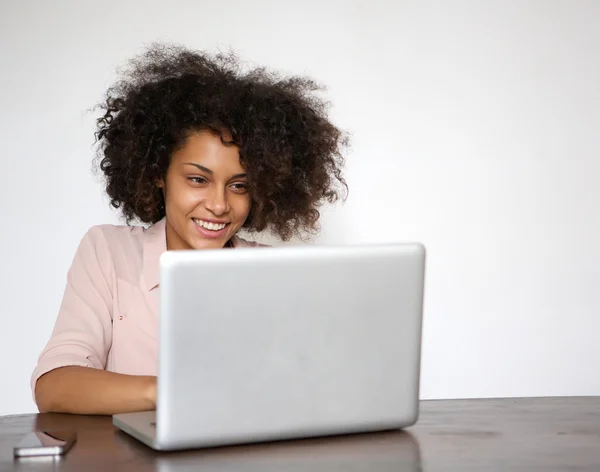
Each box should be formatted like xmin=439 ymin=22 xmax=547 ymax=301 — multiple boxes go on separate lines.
xmin=1 ymin=397 xmax=599 ymax=471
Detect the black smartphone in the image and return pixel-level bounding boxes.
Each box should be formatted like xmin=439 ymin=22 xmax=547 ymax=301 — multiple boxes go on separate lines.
xmin=13 ymin=431 xmax=77 ymax=457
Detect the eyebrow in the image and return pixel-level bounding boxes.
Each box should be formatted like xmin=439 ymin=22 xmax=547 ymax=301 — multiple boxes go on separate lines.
xmin=184 ymin=162 xmax=247 ymax=179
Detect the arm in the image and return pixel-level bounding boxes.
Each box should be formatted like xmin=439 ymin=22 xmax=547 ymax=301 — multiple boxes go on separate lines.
xmin=35 ymin=367 xmax=156 ymax=415
xmin=32 ymin=227 xmax=153 ymax=415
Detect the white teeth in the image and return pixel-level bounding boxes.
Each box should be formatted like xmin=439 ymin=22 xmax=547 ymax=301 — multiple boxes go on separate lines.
xmin=194 ymin=219 xmax=226 ymax=231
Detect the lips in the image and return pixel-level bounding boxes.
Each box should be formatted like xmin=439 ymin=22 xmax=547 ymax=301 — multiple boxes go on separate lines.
xmin=191 ymin=218 xmax=229 ymax=240
xmin=192 ymin=218 xmax=228 ymax=231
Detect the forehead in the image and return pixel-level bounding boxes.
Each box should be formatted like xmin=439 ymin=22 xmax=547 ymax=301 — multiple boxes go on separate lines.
xmin=171 ymin=129 xmax=244 ymax=172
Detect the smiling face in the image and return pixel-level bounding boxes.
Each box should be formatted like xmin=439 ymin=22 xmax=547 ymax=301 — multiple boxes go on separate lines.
xmin=159 ymin=129 xmax=252 ymax=250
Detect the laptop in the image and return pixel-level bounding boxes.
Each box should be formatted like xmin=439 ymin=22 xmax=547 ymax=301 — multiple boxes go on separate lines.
xmin=113 ymin=242 xmax=426 ymax=451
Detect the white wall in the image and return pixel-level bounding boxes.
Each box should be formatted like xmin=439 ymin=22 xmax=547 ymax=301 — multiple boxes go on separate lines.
xmin=1 ymin=0 xmax=599 ymax=415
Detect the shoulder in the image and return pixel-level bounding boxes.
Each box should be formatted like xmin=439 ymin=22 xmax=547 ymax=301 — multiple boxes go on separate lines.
xmin=73 ymin=223 xmax=148 ymax=281
xmin=230 ymin=234 xmax=271 ymax=248
xmin=79 ymin=223 xmax=146 ymax=255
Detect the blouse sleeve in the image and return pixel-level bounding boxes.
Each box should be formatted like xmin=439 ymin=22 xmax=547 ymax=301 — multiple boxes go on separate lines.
xmin=30 ymin=226 xmax=115 ymax=401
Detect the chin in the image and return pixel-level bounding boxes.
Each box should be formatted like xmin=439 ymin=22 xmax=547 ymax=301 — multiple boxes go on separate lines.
xmin=189 ymin=237 xmax=228 ymax=250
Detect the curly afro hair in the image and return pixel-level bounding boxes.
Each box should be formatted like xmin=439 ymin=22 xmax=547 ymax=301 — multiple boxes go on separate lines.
xmin=94 ymin=43 xmax=348 ymax=241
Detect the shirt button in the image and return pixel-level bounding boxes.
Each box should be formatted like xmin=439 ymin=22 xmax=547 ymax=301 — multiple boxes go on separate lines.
xmin=119 ymin=315 xmax=124 ymax=321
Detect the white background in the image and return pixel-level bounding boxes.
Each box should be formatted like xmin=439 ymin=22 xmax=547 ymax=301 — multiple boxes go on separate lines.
xmin=1 ymin=0 xmax=599 ymax=415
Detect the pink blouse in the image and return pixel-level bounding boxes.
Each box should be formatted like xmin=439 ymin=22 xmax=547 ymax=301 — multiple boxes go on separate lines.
xmin=31 ymin=218 xmax=262 ymax=400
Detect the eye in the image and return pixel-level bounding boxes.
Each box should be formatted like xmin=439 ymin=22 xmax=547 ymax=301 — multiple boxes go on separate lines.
xmin=188 ymin=176 xmax=208 ymax=185
xmin=230 ymin=182 xmax=249 ymax=192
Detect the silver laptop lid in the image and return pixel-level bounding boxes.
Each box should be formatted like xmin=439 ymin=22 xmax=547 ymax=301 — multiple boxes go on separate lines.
xmin=156 ymin=243 xmax=425 ymax=450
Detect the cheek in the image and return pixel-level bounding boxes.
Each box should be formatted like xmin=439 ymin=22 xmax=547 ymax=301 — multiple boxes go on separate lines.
xmin=232 ymin=195 xmax=252 ymax=222
xmin=165 ymin=182 xmax=204 ymax=212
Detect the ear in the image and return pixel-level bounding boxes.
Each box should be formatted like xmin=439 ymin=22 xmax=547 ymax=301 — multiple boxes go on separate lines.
xmin=156 ymin=178 xmax=164 ymax=189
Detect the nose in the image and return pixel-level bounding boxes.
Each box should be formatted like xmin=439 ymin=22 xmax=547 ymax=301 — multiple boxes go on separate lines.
xmin=204 ymin=185 xmax=230 ymax=216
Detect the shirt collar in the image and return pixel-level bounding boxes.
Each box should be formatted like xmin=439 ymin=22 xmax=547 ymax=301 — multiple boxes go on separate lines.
xmin=142 ymin=217 xmax=167 ymax=291
xmin=141 ymin=218 xmax=245 ymax=291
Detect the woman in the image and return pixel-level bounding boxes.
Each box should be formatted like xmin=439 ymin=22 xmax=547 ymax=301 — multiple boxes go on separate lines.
xmin=31 ymin=44 xmax=347 ymax=415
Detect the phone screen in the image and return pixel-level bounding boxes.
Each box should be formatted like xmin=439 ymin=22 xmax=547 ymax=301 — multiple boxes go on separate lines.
xmin=14 ymin=431 xmax=77 ymax=457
